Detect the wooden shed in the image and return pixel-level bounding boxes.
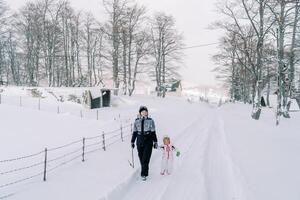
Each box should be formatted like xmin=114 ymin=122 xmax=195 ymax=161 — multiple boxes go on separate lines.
xmin=82 ymin=88 xmax=112 ymax=109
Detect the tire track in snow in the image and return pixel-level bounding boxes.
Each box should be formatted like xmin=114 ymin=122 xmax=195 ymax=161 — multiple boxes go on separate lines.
xmin=159 ymin=111 xmax=215 ymax=200
xmin=160 ymin=110 xmax=248 ymax=200
xmin=201 ymin=111 xmax=248 ymax=200
xmin=98 ymin=108 xmax=214 ymax=200
xmin=100 ymin=108 xmax=248 ymax=200
xmin=99 ymin=108 xmax=215 ymax=200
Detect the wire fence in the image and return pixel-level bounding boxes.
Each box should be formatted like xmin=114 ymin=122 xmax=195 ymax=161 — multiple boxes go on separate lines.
xmin=0 ymin=151 xmax=44 ymax=163
xmin=0 ymin=93 xmax=132 ymax=124
xmin=0 ymin=123 xmax=133 ymax=199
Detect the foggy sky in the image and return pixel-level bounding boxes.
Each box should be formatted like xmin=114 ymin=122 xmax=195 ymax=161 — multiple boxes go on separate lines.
xmin=7 ymin=0 xmax=223 ymax=87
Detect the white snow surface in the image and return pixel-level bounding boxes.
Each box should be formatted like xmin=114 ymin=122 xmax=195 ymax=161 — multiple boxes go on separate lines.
xmin=0 ymin=87 xmax=300 ymax=200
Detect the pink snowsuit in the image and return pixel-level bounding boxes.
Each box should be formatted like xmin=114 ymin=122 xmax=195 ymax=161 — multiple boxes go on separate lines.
xmin=160 ymin=144 xmax=176 ymax=175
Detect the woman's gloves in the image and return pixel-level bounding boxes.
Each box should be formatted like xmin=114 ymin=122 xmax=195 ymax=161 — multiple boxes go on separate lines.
xmin=131 ymin=142 xmax=159 ymax=149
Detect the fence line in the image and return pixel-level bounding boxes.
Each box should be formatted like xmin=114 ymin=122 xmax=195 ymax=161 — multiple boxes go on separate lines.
xmin=0 ymin=171 xmax=44 ymax=189
xmin=0 ymin=94 xmax=131 ymax=123
xmin=0 ymin=161 xmax=44 ymax=175
xmin=0 ymin=151 xmax=44 ymax=163
xmin=47 ymin=148 xmax=83 ymax=164
xmin=84 ymin=141 xmax=102 ymax=149
xmin=0 ymin=123 xmax=131 ymax=164
xmin=48 ymin=139 xmax=82 ymax=152
xmin=85 ymin=135 xmax=102 ymax=140
xmin=83 ymin=132 xmax=132 ymax=155
xmin=102 ymin=127 xmax=123 ymax=135
xmin=0 ymin=123 xmax=133 ymax=195
xmin=47 ymin=154 xmax=83 ymax=174
xmin=0 ymin=94 xmax=135 ymax=199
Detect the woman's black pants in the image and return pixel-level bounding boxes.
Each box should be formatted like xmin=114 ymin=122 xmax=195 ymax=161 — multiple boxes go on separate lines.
xmin=137 ymin=143 xmax=153 ymax=177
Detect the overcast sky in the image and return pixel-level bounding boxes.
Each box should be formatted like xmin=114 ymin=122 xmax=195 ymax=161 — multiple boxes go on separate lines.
xmin=7 ymin=0 xmax=222 ymax=87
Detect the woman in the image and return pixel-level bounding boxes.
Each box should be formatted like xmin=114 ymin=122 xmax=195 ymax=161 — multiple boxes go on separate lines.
xmin=131 ymin=106 xmax=158 ymax=181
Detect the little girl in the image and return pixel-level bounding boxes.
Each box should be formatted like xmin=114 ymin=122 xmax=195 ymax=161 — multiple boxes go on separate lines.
xmin=159 ymin=135 xmax=180 ymax=175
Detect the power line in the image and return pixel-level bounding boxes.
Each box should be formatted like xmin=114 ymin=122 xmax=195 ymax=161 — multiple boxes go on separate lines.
xmin=0 ymin=42 xmax=220 ymax=58
xmin=178 ymin=42 xmax=220 ymax=50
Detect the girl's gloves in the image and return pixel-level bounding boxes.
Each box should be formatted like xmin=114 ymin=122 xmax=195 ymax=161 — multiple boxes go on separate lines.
xmin=176 ymin=151 xmax=181 ymax=157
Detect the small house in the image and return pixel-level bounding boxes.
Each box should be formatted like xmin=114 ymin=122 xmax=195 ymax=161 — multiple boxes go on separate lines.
xmin=165 ymin=80 xmax=182 ymax=96
xmin=82 ymin=88 xmax=112 ymax=109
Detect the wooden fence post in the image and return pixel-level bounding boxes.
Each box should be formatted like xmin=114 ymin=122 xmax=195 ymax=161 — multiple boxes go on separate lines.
xmin=82 ymin=137 xmax=85 ymax=162
xmin=102 ymin=132 xmax=106 ymax=151
xmin=120 ymin=125 xmax=123 ymax=142
xmin=38 ymin=98 xmax=41 ymax=110
xmin=43 ymin=148 xmax=48 ymax=181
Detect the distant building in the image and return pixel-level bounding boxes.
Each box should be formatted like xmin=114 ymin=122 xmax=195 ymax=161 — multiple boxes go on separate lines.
xmin=165 ymin=80 xmax=182 ymax=96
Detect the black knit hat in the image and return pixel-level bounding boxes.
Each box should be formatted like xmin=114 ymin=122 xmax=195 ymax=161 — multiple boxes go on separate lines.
xmin=139 ymin=106 xmax=148 ymax=114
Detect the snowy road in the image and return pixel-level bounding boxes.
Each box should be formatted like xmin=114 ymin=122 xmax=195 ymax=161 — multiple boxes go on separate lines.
xmin=3 ymin=91 xmax=299 ymax=200
xmin=100 ymin=109 xmax=247 ymax=200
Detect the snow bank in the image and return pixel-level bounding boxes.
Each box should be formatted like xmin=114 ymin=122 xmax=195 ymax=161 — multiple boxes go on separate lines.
xmin=218 ymin=103 xmax=300 ymax=200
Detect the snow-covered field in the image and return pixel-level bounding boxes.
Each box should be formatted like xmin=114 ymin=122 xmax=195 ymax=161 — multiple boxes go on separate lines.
xmin=219 ymin=103 xmax=300 ymax=200
xmin=0 ymin=87 xmax=300 ymax=200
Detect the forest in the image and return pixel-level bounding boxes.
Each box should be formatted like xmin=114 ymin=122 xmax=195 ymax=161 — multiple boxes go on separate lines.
xmin=213 ymin=0 xmax=300 ymax=123
xmin=0 ymin=0 xmax=184 ymax=97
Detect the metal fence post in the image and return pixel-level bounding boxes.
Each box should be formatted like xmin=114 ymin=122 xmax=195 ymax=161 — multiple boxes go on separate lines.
xmin=102 ymin=132 xmax=106 ymax=151
xmin=0 ymin=94 xmax=1 ymax=104
xmin=43 ymin=148 xmax=48 ymax=181
xmin=57 ymin=106 xmax=60 ymax=114
xmin=82 ymin=137 xmax=85 ymax=162
xmin=38 ymin=98 xmax=41 ymax=110
xmin=19 ymin=96 xmax=22 ymax=107
xmin=96 ymin=110 xmax=99 ymax=120
xmin=80 ymin=110 xmax=83 ymax=118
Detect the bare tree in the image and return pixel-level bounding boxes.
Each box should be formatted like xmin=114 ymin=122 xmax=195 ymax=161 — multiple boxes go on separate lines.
xmin=128 ymin=29 xmax=152 ymax=96
xmin=0 ymin=0 xmax=185 ymax=96
xmin=118 ymin=3 xmax=147 ymax=95
xmin=150 ymin=12 xmax=184 ymax=97
xmin=0 ymin=0 xmax=6 ymax=84
xmin=103 ymin=0 xmax=129 ymax=95
xmin=266 ymin=0 xmax=300 ymax=123
xmin=214 ymin=0 xmax=300 ymax=124
xmin=240 ymin=0 xmax=276 ymax=119
xmin=0 ymin=1 xmax=21 ymax=85
xmin=214 ymin=0 xmax=275 ymax=119
xmin=82 ymin=12 xmax=103 ymax=86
